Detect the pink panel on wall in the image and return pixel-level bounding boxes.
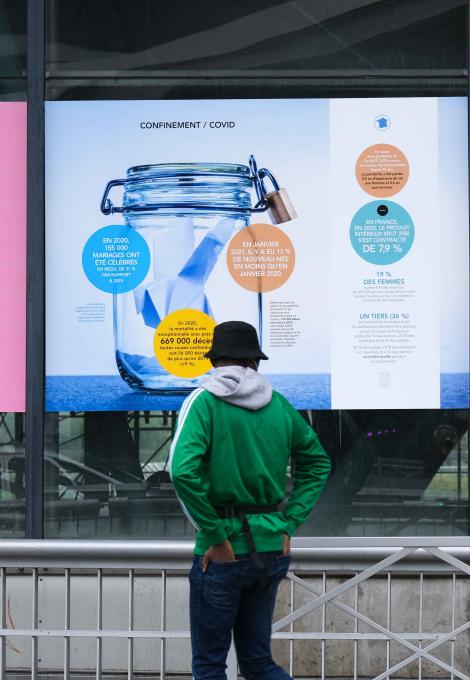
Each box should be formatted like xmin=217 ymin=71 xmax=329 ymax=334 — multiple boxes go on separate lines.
xmin=0 ymin=103 xmax=26 ymax=412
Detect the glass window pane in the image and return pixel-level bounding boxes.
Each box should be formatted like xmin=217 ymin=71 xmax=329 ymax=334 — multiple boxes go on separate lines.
xmin=43 ymin=2 xmax=469 ymax=540
xmin=44 ymin=411 xmax=191 ymax=539
xmin=0 ymin=0 xmax=26 ymax=78
xmin=46 ymin=1 xmax=467 ymax=98
xmin=46 ymin=0 xmax=467 ymax=75
xmin=303 ymin=409 xmax=469 ymax=536
xmin=0 ymin=0 xmax=26 ymax=98
xmin=0 ymin=413 xmax=25 ymax=537
xmin=44 ymin=409 xmax=469 ymax=538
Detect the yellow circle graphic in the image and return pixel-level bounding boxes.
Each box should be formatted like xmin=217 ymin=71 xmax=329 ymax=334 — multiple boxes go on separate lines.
xmin=153 ymin=309 xmax=216 ymax=378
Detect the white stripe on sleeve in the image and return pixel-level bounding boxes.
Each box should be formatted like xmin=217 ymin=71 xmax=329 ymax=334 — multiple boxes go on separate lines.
xmin=168 ymin=387 xmax=205 ymax=481
xmin=168 ymin=388 xmax=206 ymax=531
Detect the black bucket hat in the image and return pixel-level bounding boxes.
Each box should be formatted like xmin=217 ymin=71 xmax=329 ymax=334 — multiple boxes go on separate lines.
xmin=204 ymin=321 xmax=269 ymax=362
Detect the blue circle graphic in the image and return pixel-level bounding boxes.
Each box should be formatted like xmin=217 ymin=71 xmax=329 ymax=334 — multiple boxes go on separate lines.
xmin=82 ymin=225 xmax=151 ymax=294
xmin=350 ymin=201 xmax=414 ymax=265
xmin=374 ymin=114 xmax=391 ymax=131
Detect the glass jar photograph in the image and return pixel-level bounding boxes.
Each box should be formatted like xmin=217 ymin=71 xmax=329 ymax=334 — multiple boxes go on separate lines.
xmin=100 ymin=156 xmax=295 ymax=394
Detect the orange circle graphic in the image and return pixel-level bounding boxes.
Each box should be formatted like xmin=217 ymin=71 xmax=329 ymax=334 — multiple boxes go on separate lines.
xmin=356 ymin=144 xmax=409 ymax=197
xmin=226 ymin=223 xmax=295 ymax=293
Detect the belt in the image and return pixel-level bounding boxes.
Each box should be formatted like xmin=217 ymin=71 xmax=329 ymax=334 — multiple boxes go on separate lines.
xmin=215 ymin=503 xmax=279 ymax=576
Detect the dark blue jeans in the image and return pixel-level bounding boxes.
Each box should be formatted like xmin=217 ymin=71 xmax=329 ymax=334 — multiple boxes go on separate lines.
xmin=189 ymin=552 xmax=293 ymax=680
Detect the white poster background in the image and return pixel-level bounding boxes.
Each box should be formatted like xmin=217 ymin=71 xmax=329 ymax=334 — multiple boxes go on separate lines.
xmin=330 ymin=98 xmax=440 ymax=408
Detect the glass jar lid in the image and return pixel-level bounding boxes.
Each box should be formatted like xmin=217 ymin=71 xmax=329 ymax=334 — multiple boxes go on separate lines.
xmin=100 ymin=155 xmax=287 ymax=219
xmin=126 ymin=162 xmax=251 ymax=180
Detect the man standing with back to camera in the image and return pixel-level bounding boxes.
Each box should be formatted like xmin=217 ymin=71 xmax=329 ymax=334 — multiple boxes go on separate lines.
xmin=170 ymin=321 xmax=331 ymax=680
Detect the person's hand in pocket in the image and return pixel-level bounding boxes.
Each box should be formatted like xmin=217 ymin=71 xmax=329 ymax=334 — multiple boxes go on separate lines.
xmin=202 ymin=540 xmax=236 ymax=571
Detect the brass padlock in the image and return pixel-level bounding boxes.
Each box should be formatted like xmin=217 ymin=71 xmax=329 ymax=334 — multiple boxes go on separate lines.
xmin=264 ymin=187 xmax=297 ymax=225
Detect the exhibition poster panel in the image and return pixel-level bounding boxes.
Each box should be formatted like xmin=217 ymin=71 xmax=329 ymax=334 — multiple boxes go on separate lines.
xmin=45 ymin=98 xmax=469 ymax=411
xmin=0 ymin=103 xmax=26 ymax=412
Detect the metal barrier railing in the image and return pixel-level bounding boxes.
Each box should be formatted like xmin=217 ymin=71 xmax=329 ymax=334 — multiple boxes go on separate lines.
xmin=0 ymin=538 xmax=469 ymax=679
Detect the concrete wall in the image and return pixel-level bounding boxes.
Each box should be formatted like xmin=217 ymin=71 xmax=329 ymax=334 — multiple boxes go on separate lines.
xmin=2 ymin=572 xmax=469 ymax=678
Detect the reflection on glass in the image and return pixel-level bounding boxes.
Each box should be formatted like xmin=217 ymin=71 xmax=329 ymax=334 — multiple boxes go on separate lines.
xmin=0 ymin=412 xmax=25 ymax=536
xmin=46 ymin=1 xmax=466 ymax=73
xmin=44 ymin=409 xmax=469 ymax=539
xmin=305 ymin=410 xmax=469 ymax=536
xmin=44 ymin=411 xmax=188 ymax=538
xmin=0 ymin=0 xmax=26 ymax=76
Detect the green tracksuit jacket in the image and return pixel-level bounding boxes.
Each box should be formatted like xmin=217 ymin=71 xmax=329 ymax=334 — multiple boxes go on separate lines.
xmin=170 ymin=369 xmax=331 ymax=555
